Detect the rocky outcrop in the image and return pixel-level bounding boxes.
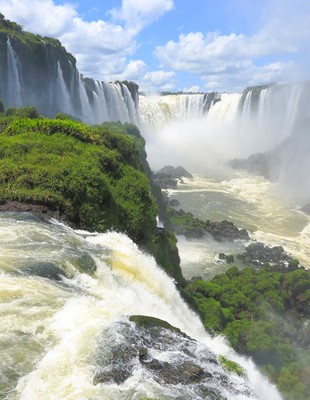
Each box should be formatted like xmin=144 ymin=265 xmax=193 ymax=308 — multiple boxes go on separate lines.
xmin=93 ymin=316 xmax=254 ymax=399
xmin=205 ymin=219 xmax=250 ymax=242
xmin=168 ymin=208 xmax=250 ymax=241
xmin=301 ymin=203 xmax=310 ymax=215
xmin=0 ymin=201 xmax=71 ymax=225
xmin=157 ymin=165 xmax=193 ymax=179
xmin=229 ymin=152 xmax=278 ymax=181
xmin=152 ymin=165 xmax=193 ymax=189
xmin=238 ymin=242 xmax=299 ymax=270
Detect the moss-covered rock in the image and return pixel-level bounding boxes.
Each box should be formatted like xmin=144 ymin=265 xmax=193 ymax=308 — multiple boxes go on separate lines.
xmin=129 ymin=315 xmax=184 ymax=335
xmin=93 ymin=317 xmax=254 ymax=398
xmin=219 ymin=356 xmax=247 ymax=378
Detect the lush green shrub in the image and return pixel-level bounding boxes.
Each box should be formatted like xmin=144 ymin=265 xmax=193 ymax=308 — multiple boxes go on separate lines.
xmin=4 ymin=106 xmax=40 ymax=119
xmin=184 ymin=264 xmax=310 ymax=399
xmin=0 ymin=114 xmax=183 ymax=284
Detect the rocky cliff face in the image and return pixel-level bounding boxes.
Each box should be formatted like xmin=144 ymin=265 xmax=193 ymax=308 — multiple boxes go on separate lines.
xmin=0 ymin=15 xmax=139 ymax=124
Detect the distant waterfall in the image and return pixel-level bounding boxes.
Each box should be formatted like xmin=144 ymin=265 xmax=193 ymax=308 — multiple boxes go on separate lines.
xmin=0 ymin=37 xmax=139 ymax=124
xmin=6 ymin=38 xmax=22 ymax=107
xmin=236 ymin=83 xmax=307 ymax=152
xmin=138 ymin=93 xmax=219 ymax=129
xmin=77 ymin=79 xmax=138 ymax=125
xmin=138 ymin=83 xmax=307 ymax=148
xmin=206 ymin=93 xmax=242 ymax=122
xmin=138 ymin=83 xmax=310 ymax=175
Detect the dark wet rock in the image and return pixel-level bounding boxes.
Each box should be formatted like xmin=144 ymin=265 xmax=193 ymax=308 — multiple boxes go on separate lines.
xmin=219 ymin=253 xmax=234 ymax=264
xmin=93 ymin=316 xmax=254 ymax=399
xmin=301 ymin=203 xmax=310 ymax=215
xmin=205 ymin=220 xmax=250 ymax=242
xmin=229 ymin=153 xmax=276 ymax=180
xmin=22 ymin=262 xmax=67 ymax=281
xmin=152 ymin=173 xmax=178 ymax=189
xmin=157 ymin=165 xmax=193 ymax=179
xmin=169 ymin=198 xmax=180 ymax=207
xmin=152 ymin=165 xmax=193 ymax=189
xmin=238 ymin=242 xmax=299 ymax=270
xmin=168 ymin=208 xmax=250 ymax=241
xmin=75 ymin=252 xmax=97 ymax=274
xmin=140 ymin=357 xmax=212 ymax=385
xmin=0 ymin=201 xmax=74 ymax=226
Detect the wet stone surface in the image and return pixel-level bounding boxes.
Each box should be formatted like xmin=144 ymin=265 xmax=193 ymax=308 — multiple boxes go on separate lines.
xmin=93 ymin=316 xmax=255 ymax=399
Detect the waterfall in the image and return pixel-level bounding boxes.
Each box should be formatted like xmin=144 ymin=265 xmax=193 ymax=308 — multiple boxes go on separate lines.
xmin=0 ymin=212 xmax=282 ymax=399
xmin=55 ymin=62 xmax=74 ymax=116
xmin=6 ymin=38 xmax=22 ymax=107
xmin=138 ymin=92 xmax=243 ymax=132
xmin=237 ymin=83 xmax=306 ymax=148
xmin=138 ymin=93 xmax=208 ymax=129
xmin=1 ymin=37 xmax=139 ymax=124
xmin=206 ymin=93 xmax=242 ymax=122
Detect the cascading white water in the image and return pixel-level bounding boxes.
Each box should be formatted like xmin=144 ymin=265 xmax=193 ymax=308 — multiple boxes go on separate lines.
xmin=2 ymin=38 xmax=138 ymax=124
xmin=79 ymin=80 xmax=138 ymax=125
xmin=6 ymin=38 xmax=22 ymax=107
xmin=238 ymin=83 xmax=306 ymax=151
xmin=0 ymin=213 xmax=282 ymax=400
xmin=119 ymin=83 xmax=138 ymax=125
xmin=55 ymin=62 xmax=74 ymax=116
xmin=138 ymin=93 xmax=208 ymax=129
xmin=241 ymin=91 xmax=252 ymax=121
xmin=206 ymin=93 xmax=242 ymax=123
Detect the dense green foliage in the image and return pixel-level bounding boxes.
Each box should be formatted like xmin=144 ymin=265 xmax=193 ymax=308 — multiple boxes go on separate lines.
xmin=0 ymin=111 xmax=183 ymax=283
xmin=0 ymin=115 xmax=154 ymax=236
xmin=184 ymin=265 xmax=310 ymax=400
xmin=0 ymin=13 xmax=22 ymax=33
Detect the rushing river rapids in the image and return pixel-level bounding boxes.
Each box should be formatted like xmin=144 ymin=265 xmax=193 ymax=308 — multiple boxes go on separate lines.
xmin=0 ymin=212 xmax=282 ymax=400
xmin=167 ymin=172 xmax=310 ymax=280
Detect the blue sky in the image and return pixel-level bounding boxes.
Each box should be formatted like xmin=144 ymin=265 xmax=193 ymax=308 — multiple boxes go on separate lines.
xmin=1 ymin=0 xmax=309 ymax=92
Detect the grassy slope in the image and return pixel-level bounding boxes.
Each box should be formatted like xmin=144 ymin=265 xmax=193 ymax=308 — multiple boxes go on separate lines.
xmin=0 ymin=111 xmax=184 ymax=284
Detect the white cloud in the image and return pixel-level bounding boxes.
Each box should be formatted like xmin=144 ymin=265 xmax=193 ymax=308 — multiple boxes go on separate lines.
xmin=0 ymin=0 xmax=174 ymax=84
xmin=0 ymin=0 xmax=309 ymax=92
xmin=110 ymin=0 xmax=174 ymax=32
xmin=140 ymin=70 xmax=176 ymax=92
xmin=0 ymin=0 xmax=76 ymax=36
xmin=155 ymin=0 xmax=310 ymax=91
xmin=143 ymin=70 xmax=175 ymax=85
xmin=107 ymin=59 xmax=147 ymax=82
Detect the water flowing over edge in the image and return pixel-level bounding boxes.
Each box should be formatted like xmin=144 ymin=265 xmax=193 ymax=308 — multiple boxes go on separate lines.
xmin=0 ymin=213 xmax=282 ymax=400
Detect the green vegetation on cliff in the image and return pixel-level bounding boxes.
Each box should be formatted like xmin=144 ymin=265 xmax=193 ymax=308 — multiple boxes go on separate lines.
xmin=0 ymin=109 xmax=183 ymax=284
xmin=184 ymin=265 xmax=310 ymax=400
